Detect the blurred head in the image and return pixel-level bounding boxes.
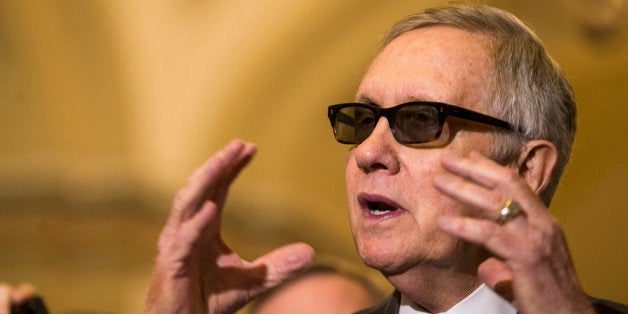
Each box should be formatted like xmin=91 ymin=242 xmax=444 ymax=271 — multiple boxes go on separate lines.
xmin=250 ymin=265 xmax=382 ymax=314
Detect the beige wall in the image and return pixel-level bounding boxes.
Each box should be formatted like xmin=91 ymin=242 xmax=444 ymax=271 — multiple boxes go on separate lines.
xmin=0 ymin=1 xmax=626 ymax=312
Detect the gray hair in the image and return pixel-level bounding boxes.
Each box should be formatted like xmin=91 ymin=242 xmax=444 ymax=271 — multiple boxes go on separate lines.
xmin=381 ymin=4 xmax=576 ymax=205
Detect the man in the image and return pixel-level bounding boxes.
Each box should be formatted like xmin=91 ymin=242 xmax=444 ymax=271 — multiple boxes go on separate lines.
xmin=144 ymin=5 xmax=626 ymax=314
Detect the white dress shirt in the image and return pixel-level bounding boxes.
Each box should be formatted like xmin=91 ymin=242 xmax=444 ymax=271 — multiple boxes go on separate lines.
xmin=399 ymin=284 xmax=516 ymax=314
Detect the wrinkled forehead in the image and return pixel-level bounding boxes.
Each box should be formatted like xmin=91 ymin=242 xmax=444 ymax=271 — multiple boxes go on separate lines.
xmin=356 ymin=26 xmax=495 ymax=110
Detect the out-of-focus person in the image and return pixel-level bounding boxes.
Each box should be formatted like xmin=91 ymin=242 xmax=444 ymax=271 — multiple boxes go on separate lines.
xmin=249 ymin=264 xmax=383 ymax=314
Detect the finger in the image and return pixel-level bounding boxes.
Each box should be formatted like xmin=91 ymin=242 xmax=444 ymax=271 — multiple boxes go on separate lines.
xmin=438 ymin=215 xmax=531 ymax=259
xmin=440 ymin=153 xmax=547 ymax=219
xmin=441 ymin=153 xmax=506 ymax=190
xmin=0 ymin=284 xmax=10 ymax=314
xmin=468 ymin=153 xmax=554 ymax=225
xmin=179 ymin=201 xmax=221 ymax=245
xmin=478 ymin=257 xmax=514 ymax=302
xmin=169 ymin=140 xmax=255 ymax=226
xmin=252 ymin=242 xmax=315 ymax=292
xmin=192 ymin=141 xmax=256 ymax=214
xmin=455 ymin=152 xmax=547 ymax=214
xmin=433 ymin=172 xmax=504 ymax=220
xmin=210 ymin=142 xmax=257 ymax=208
xmin=175 ymin=140 xmax=248 ymax=220
xmin=12 ymin=283 xmax=35 ymax=303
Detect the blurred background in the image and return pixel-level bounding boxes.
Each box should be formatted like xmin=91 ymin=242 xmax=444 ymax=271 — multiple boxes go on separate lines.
xmin=0 ymin=0 xmax=626 ymax=312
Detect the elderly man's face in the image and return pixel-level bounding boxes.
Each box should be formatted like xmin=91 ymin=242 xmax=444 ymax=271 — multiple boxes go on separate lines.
xmin=346 ymin=26 xmax=497 ymax=275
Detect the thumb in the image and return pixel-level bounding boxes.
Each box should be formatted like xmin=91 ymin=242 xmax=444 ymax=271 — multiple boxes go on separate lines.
xmin=0 ymin=284 xmax=10 ymax=314
xmin=478 ymin=257 xmax=514 ymax=302
xmin=253 ymin=242 xmax=315 ymax=290
xmin=12 ymin=283 xmax=36 ymax=303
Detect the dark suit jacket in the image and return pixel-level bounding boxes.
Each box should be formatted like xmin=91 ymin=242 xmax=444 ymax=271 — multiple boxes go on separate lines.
xmin=355 ymin=291 xmax=628 ymax=314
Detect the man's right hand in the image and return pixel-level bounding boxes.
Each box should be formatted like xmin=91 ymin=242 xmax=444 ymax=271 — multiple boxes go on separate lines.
xmin=144 ymin=140 xmax=315 ymax=314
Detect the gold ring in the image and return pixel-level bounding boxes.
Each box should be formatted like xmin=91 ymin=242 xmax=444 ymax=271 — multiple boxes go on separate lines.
xmin=499 ymin=199 xmax=522 ymax=224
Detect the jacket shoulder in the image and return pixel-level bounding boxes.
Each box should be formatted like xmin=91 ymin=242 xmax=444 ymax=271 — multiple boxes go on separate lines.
xmin=589 ymin=296 xmax=628 ymax=314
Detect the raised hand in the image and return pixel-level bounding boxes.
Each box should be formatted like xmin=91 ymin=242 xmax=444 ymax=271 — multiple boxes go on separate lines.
xmin=144 ymin=140 xmax=315 ymax=314
xmin=0 ymin=283 xmax=47 ymax=314
xmin=434 ymin=150 xmax=594 ymax=314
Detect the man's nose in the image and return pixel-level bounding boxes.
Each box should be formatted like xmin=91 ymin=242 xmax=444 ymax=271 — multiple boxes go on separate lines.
xmin=352 ymin=117 xmax=401 ymax=174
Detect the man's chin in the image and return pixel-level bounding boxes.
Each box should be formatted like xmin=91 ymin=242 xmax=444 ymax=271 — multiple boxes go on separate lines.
xmin=359 ymin=249 xmax=411 ymax=276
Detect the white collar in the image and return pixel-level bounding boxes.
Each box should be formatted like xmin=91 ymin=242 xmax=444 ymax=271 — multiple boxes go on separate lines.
xmin=399 ymin=284 xmax=516 ymax=314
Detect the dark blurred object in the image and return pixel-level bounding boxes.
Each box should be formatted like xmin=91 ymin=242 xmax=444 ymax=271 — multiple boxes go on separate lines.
xmin=10 ymin=296 xmax=48 ymax=314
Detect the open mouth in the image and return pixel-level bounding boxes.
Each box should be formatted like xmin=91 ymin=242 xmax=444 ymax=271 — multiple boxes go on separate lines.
xmin=366 ymin=201 xmax=398 ymax=216
xmin=359 ymin=193 xmax=402 ymax=217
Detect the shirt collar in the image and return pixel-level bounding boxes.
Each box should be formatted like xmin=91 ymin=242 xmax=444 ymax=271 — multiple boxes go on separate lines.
xmin=399 ymin=284 xmax=516 ymax=314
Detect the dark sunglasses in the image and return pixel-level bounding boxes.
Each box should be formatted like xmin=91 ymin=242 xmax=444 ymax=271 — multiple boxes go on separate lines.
xmin=327 ymin=101 xmax=516 ymax=144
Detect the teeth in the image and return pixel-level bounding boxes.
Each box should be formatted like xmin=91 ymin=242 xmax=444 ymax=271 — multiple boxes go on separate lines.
xmin=367 ymin=201 xmax=397 ymax=215
xmin=370 ymin=209 xmax=392 ymax=215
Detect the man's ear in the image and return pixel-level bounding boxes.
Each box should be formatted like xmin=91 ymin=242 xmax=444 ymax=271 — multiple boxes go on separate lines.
xmin=517 ymin=140 xmax=558 ymax=195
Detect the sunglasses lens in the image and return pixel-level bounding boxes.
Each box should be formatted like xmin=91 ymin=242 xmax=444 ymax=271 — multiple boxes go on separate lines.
xmin=394 ymin=105 xmax=440 ymax=143
xmin=331 ymin=103 xmax=444 ymax=144
xmin=333 ymin=106 xmax=376 ymax=144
